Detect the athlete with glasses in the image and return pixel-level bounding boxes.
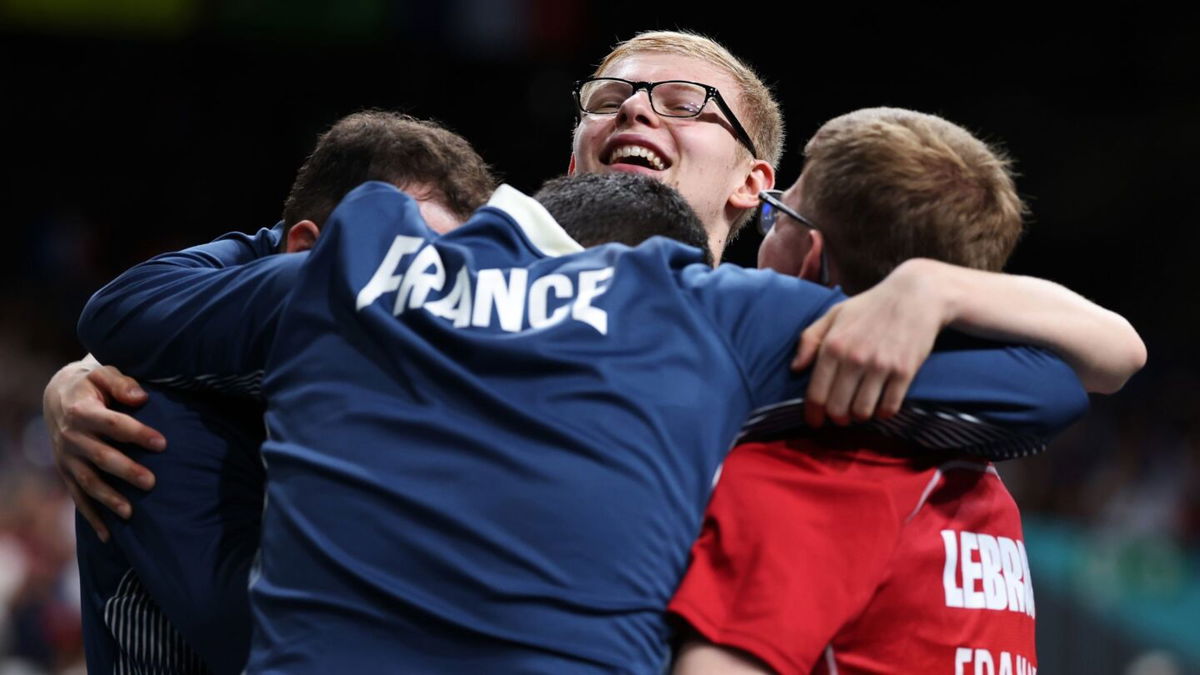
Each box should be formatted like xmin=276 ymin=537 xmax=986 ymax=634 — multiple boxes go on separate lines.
xmin=568 ymin=39 xmax=777 ymax=263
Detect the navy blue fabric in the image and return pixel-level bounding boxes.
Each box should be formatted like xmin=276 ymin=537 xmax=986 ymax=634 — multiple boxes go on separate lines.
xmin=75 ymin=388 xmax=264 ymax=675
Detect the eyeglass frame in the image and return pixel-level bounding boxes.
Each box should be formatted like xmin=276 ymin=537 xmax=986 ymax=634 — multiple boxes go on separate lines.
xmin=572 ymin=77 xmax=760 ymax=160
xmin=757 ymin=189 xmax=829 ymax=286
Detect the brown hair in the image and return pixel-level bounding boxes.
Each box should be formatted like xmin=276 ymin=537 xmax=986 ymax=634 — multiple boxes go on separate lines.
xmin=281 ymin=110 xmax=495 ymax=237
xmin=592 ymin=30 xmax=785 ymax=170
xmin=802 ymin=107 xmax=1025 ymax=294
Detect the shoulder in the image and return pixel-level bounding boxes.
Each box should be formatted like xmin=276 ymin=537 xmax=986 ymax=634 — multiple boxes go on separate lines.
xmin=324 ymin=181 xmax=432 ymax=238
xmin=680 ymin=263 xmax=845 ymax=318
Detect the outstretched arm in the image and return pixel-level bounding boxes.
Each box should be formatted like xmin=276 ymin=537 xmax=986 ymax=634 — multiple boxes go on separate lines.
xmin=794 ymin=258 xmax=1146 ymax=425
xmin=78 ymin=247 xmax=302 ymax=383
xmin=919 ymin=259 xmax=1145 ymax=393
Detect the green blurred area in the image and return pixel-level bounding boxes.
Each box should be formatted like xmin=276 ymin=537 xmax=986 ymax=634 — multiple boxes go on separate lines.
xmin=0 ymin=0 xmax=197 ymax=38
xmin=0 ymin=0 xmax=388 ymax=42
xmin=1025 ymin=517 xmax=1200 ymax=669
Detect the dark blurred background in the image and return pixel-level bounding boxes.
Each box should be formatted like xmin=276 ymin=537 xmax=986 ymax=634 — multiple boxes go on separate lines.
xmin=1 ymin=2 xmax=1197 ymax=673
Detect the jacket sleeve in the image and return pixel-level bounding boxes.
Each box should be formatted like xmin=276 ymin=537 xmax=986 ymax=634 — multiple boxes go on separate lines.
xmin=78 ymin=239 xmax=304 ymax=387
xmin=692 ymin=267 xmax=1088 ymax=457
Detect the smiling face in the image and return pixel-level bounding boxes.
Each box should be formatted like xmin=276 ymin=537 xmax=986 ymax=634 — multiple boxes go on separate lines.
xmin=570 ymin=52 xmax=767 ymax=258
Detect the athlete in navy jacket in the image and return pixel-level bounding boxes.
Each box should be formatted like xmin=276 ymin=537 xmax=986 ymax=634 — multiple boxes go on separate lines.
xmin=72 ymin=111 xmax=499 ymax=675
xmin=79 ymin=175 xmax=1086 ymax=673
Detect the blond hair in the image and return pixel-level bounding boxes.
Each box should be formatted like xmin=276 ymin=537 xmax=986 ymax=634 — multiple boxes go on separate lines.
xmin=593 ymin=30 xmax=784 ymax=170
xmin=802 ymin=107 xmax=1025 ymax=294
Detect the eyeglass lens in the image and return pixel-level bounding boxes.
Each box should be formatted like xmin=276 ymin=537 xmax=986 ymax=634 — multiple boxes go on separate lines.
xmin=759 ymin=203 xmax=778 ymax=234
xmin=578 ymin=80 xmax=708 ymax=117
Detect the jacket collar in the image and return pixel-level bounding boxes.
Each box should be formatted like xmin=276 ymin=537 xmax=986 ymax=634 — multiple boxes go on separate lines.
xmin=486 ymin=184 xmax=584 ymax=258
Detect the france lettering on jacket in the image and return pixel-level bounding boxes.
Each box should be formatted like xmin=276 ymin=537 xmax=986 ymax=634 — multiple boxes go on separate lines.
xmin=941 ymin=529 xmax=1035 ymax=618
xmin=955 ymin=647 xmax=1037 ymax=675
xmin=356 ymin=235 xmax=614 ymax=334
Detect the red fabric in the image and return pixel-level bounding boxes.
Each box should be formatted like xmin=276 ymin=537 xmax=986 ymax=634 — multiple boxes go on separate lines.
xmin=668 ymin=436 xmax=1037 ymax=675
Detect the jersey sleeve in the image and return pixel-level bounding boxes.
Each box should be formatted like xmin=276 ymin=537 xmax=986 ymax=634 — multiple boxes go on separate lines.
xmin=77 ymin=245 xmax=304 ymax=385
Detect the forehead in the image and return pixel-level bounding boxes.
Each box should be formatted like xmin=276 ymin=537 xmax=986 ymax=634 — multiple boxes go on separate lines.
xmin=599 ymin=52 xmax=740 ymax=100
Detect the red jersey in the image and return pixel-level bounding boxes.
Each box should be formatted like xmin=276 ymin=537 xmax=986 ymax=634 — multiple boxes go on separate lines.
xmin=668 ymin=433 xmax=1037 ymax=675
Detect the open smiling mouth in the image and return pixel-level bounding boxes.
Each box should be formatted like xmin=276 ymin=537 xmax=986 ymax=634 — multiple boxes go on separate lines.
xmin=604 ymin=145 xmax=670 ymax=171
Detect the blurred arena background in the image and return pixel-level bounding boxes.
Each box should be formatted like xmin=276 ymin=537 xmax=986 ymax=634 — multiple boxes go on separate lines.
xmin=1 ymin=2 xmax=1197 ymax=673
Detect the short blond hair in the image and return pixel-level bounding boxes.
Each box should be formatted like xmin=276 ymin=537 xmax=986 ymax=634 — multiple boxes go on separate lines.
xmin=802 ymin=107 xmax=1025 ymax=294
xmin=592 ymin=30 xmax=785 ymax=170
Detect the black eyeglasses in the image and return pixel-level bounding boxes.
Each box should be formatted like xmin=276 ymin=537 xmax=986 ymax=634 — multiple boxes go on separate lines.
xmin=758 ymin=190 xmax=819 ymax=235
xmin=758 ymin=190 xmax=829 ymax=286
xmin=573 ymin=77 xmax=760 ymax=159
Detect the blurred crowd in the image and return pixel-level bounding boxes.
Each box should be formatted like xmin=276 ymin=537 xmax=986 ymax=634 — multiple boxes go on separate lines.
xmin=0 ymin=320 xmax=84 ymax=673
xmin=1007 ymin=371 xmax=1200 ymax=546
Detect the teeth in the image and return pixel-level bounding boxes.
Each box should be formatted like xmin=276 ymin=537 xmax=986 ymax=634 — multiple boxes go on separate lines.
xmin=608 ymin=145 xmax=666 ymax=171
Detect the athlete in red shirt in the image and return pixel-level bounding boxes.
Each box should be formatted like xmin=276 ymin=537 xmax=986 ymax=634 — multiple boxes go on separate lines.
xmin=669 ymin=432 xmax=1037 ymax=674
xmin=667 ymin=107 xmax=1141 ymax=674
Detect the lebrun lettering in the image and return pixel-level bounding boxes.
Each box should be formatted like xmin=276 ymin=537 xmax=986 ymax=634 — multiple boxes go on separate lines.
xmin=942 ymin=530 xmax=1034 ymax=618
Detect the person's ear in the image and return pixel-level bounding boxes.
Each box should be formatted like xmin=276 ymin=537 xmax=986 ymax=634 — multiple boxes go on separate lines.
xmin=727 ymin=159 xmax=774 ymax=211
xmin=798 ymin=230 xmax=826 ymax=284
xmin=285 ymin=220 xmax=319 ymax=253
xmin=567 ymin=153 xmax=577 ymax=175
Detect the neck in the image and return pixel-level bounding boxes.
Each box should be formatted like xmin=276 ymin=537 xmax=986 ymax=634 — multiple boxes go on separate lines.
xmin=705 ymin=222 xmax=731 ymax=263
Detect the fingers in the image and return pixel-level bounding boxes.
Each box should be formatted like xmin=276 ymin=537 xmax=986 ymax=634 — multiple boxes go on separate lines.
xmin=877 ymin=368 xmax=916 ymax=419
xmin=806 ymin=339 xmax=908 ymax=426
xmin=823 ymin=359 xmax=865 ymax=426
xmin=804 ymin=343 xmax=839 ymax=428
xmin=849 ymin=367 xmax=890 ymax=422
xmin=63 ymin=478 xmax=110 ymax=543
xmin=65 ymin=401 xmax=166 ymax=452
xmin=797 ymin=296 xmax=930 ymax=427
xmin=803 ymin=397 xmax=826 ymax=429
xmin=793 ymin=311 xmax=835 ymax=371
xmin=87 ymin=365 xmax=148 ymax=407
xmin=821 ymin=360 xmax=913 ymax=425
xmin=62 ymin=455 xmax=131 ymax=521
xmin=62 ymin=429 xmax=156 ymax=491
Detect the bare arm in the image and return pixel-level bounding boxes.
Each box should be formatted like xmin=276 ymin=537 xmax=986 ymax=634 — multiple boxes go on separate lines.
xmin=43 ymin=356 xmax=166 ymax=541
xmin=896 ymin=258 xmax=1146 ymax=393
xmin=673 ymin=641 xmax=772 ymax=675
xmin=794 ymin=258 xmax=1146 ymax=425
